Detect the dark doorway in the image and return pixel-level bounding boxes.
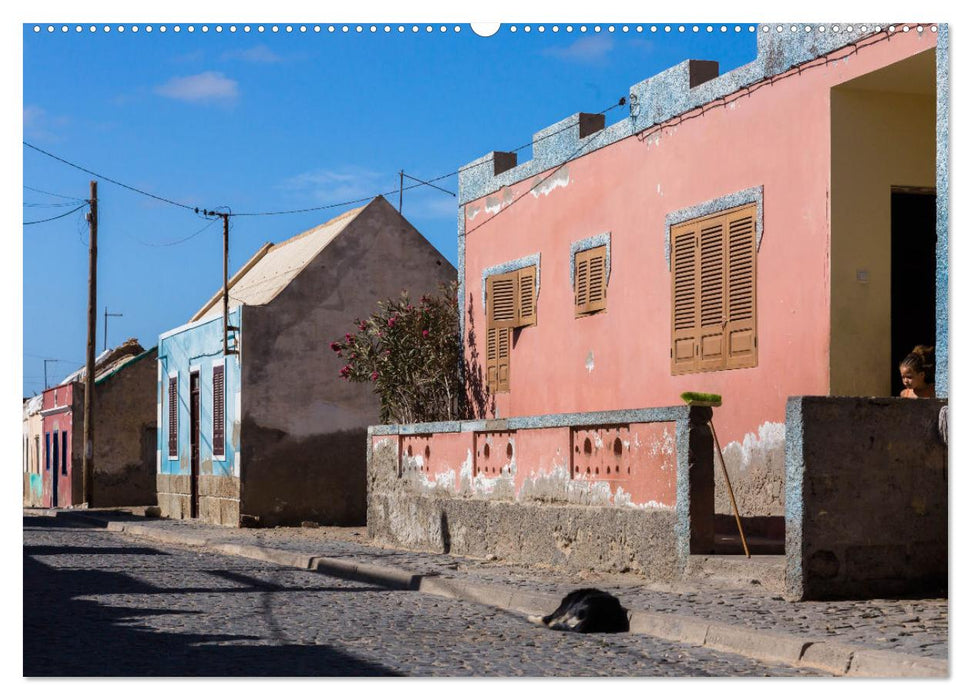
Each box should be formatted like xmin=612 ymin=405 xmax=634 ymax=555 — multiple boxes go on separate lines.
xmin=891 ymin=190 xmax=937 ymax=396
xmin=189 ymin=371 xmax=200 ymax=518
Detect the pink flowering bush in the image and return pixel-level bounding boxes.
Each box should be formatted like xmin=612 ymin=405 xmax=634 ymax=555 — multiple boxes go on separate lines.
xmin=330 ymin=282 xmax=463 ymax=424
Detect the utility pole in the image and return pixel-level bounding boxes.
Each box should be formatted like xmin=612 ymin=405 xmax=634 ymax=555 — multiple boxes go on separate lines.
xmin=399 ymin=170 xmax=404 ymax=213
xmin=103 ymin=307 xmax=123 ymax=351
xmin=43 ymin=358 xmax=55 ymax=390
xmin=221 ymin=213 xmax=237 ymax=356
xmin=82 ymin=180 xmax=97 ymax=507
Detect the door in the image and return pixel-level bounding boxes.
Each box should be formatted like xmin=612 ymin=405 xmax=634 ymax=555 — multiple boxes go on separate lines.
xmin=891 ymin=190 xmax=937 ymax=395
xmin=189 ymin=371 xmax=200 ymax=519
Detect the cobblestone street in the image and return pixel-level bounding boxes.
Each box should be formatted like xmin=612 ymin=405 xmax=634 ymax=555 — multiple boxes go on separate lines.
xmin=23 ymin=516 xmax=826 ymax=677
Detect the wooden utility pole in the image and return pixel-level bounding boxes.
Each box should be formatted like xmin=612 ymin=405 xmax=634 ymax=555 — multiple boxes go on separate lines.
xmin=221 ymin=213 xmax=236 ymax=356
xmin=82 ymin=180 xmax=97 ymax=507
xmin=399 ymin=170 xmax=404 ymax=212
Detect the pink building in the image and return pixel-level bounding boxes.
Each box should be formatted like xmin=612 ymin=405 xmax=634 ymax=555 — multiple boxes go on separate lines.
xmin=39 ymin=383 xmax=82 ymax=508
xmin=368 ymin=25 xmax=947 ymax=594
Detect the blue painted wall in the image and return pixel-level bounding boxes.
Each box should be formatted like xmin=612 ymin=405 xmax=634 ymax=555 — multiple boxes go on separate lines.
xmin=157 ymin=308 xmax=242 ymax=479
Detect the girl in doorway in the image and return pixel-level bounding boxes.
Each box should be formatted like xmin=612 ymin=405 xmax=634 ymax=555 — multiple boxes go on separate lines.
xmin=899 ymin=345 xmax=936 ymax=398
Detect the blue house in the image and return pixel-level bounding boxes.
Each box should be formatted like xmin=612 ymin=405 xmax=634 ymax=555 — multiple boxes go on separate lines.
xmin=156 ymin=196 xmax=455 ymax=526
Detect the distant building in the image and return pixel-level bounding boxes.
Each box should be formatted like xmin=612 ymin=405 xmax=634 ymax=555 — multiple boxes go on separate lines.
xmin=156 ymin=196 xmax=455 ymax=527
xmin=30 ymin=339 xmax=158 ymax=508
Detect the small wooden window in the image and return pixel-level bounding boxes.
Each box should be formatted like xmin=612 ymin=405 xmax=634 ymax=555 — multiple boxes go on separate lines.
xmin=575 ymin=245 xmax=608 ymax=316
xmin=670 ymin=203 xmax=757 ymax=375
xmin=487 ymin=266 xmax=537 ymax=330
xmin=168 ymin=376 xmax=178 ymax=458
xmin=485 ymin=265 xmax=537 ymax=393
xmin=212 ymin=365 xmax=225 ymax=459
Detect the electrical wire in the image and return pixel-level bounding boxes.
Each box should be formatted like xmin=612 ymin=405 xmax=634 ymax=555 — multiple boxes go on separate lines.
xmin=23 ymin=184 xmax=86 ymax=201
xmin=24 ymin=202 xmax=89 ymax=226
xmin=23 ymin=141 xmax=201 ymax=211
xmin=23 ymin=201 xmax=87 ymax=208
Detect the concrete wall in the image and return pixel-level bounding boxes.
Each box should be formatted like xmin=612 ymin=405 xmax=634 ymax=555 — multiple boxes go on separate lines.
xmin=367 ymin=406 xmax=716 ymax=580
xmin=785 ymin=396 xmax=947 ymax=600
xmin=457 ymin=29 xmax=936 ymax=520
xmin=240 ymin=197 xmax=456 ymax=527
xmin=157 ymin=309 xmax=243 ymax=526
xmin=830 ymin=52 xmax=937 ymax=396
xmin=91 ymin=349 xmax=159 ymax=507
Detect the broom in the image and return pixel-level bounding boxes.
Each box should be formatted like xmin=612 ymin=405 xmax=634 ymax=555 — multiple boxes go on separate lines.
xmin=680 ymin=392 xmax=750 ymax=558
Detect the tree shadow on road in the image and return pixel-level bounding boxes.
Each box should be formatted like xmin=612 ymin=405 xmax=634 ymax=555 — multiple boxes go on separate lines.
xmin=23 ymin=519 xmax=400 ymax=677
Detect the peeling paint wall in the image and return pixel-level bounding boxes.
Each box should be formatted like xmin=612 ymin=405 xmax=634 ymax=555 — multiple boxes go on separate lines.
xmin=458 ymin=29 xmax=937 ymax=519
xmin=368 ymin=405 xmax=717 ymax=578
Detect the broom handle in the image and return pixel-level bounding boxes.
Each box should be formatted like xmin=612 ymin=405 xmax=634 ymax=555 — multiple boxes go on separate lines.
xmin=709 ymin=420 xmax=750 ymax=558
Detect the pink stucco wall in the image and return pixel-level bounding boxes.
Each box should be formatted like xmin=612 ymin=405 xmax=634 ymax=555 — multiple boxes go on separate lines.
xmin=42 ymin=383 xmax=78 ymax=507
xmin=381 ymin=418 xmax=679 ymax=508
xmin=463 ymin=31 xmax=934 ymax=452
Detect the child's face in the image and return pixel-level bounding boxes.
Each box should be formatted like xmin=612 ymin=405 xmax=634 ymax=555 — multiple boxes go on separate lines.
xmin=900 ymin=365 xmax=927 ymax=391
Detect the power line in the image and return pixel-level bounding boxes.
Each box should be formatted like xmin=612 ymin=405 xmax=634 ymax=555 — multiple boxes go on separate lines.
xmin=23 ymin=184 xmax=86 ymax=201
xmin=23 ymin=200 xmax=88 ymax=208
xmin=24 ymin=202 xmax=89 ymax=226
xmin=23 ymin=141 xmax=200 ymax=212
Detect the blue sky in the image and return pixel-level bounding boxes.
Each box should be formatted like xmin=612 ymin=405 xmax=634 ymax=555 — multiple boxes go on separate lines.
xmin=20 ymin=18 xmax=765 ymax=396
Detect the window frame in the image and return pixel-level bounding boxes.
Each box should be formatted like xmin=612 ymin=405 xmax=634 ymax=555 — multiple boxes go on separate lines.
xmin=167 ymin=373 xmax=179 ymax=459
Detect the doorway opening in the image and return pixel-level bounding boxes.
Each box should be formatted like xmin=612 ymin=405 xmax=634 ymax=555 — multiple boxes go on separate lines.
xmin=891 ymin=189 xmax=937 ymax=396
xmin=189 ymin=371 xmax=200 ymax=518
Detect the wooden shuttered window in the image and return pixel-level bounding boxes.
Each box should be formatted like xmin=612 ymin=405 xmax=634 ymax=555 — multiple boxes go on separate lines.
xmin=486 ymin=326 xmax=511 ymax=393
xmin=575 ymin=245 xmax=607 ymax=316
xmin=486 ymin=266 xmax=537 ymax=329
xmin=670 ymin=204 xmax=757 ymax=375
xmin=485 ymin=265 xmax=535 ymax=393
xmin=167 ymin=376 xmax=178 ymax=457
xmin=212 ymin=365 xmax=225 ymax=458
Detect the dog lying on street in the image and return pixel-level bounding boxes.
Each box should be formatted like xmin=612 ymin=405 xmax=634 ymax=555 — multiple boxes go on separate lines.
xmin=528 ymin=588 xmax=630 ymax=633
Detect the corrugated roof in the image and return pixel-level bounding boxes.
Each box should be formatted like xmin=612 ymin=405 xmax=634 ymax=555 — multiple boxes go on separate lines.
xmin=59 ymin=338 xmax=145 ymax=385
xmin=191 ymin=203 xmax=368 ymax=322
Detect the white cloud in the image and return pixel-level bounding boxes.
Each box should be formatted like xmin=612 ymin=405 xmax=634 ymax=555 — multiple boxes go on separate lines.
xmin=278 ymin=168 xmax=387 ymax=203
xmin=23 ymin=105 xmax=69 ymax=141
xmin=155 ymin=72 xmax=239 ymax=103
xmin=221 ymin=45 xmax=283 ymax=64
xmin=542 ymin=35 xmax=615 ymax=64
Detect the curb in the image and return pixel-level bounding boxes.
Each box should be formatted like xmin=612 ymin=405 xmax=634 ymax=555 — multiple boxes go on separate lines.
xmin=50 ymin=512 xmax=947 ymax=678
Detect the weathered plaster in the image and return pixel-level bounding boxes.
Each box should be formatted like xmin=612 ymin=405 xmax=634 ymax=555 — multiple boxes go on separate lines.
xmin=480 ymin=253 xmax=541 ymax=312
xmin=935 ymin=24 xmax=949 ymax=396
xmin=569 ymin=232 xmax=612 ymax=290
xmin=717 ymin=421 xmax=786 ymax=517
xmin=664 ymin=186 xmax=764 ymax=269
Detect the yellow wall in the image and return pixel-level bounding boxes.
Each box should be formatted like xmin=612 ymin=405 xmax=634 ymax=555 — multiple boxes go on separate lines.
xmin=830 ymin=79 xmax=935 ymax=396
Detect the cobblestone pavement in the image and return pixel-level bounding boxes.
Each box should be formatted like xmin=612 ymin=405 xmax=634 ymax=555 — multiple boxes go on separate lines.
xmin=82 ymin=512 xmax=947 ymax=660
xmin=24 ymin=516 xmax=826 ymax=677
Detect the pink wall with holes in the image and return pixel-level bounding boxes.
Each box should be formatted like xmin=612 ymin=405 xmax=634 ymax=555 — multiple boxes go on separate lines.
xmin=376 ymin=419 xmax=679 ymax=508
xmin=462 ymin=31 xmax=934 ymax=452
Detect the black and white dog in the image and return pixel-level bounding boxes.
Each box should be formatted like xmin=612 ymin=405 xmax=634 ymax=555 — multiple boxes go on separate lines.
xmin=529 ymin=588 xmax=630 ymax=633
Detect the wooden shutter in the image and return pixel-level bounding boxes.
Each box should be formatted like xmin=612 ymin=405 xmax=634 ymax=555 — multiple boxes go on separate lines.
xmin=486 ymin=326 xmax=511 ymax=393
xmin=168 ymin=376 xmax=178 ymax=457
xmin=486 ymin=326 xmax=497 ymax=391
xmin=671 ymin=226 xmax=700 ymax=374
xmin=518 ymin=266 xmax=537 ymax=326
xmin=496 ymin=326 xmax=510 ymax=392
xmin=212 ymin=365 xmax=225 ymax=457
xmin=698 ymin=219 xmax=726 ymax=371
xmin=487 ymin=272 xmax=518 ymax=329
xmin=725 ymin=206 xmax=757 ymax=369
xmin=670 ymin=203 xmax=758 ymax=375
xmin=575 ymin=247 xmax=608 ymax=316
